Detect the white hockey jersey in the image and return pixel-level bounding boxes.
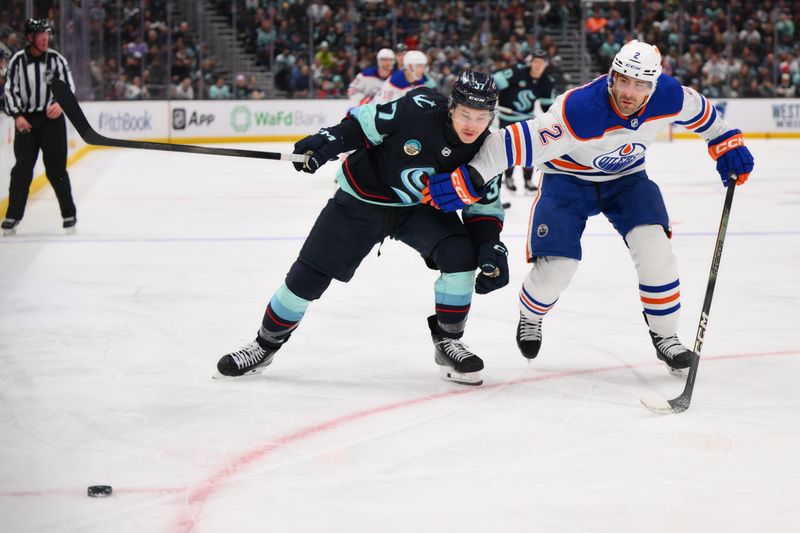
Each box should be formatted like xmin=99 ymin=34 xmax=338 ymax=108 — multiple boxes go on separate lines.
xmin=347 ymin=66 xmax=390 ymax=105
xmin=371 ymin=70 xmax=431 ymax=105
xmin=469 ymin=74 xmax=731 ymax=183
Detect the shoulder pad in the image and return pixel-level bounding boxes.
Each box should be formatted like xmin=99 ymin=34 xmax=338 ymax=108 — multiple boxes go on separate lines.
xmin=561 ymin=76 xmax=611 ymax=140
xmin=361 ymin=66 xmax=379 ymax=77
xmin=643 ymin=74 xmax=684 ymax=117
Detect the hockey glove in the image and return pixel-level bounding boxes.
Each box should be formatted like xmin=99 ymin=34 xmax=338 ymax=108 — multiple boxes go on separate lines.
xmin=293 ymin=129 xmax=341 ymax=174
xmin=475 ymin=241 xmax=509 ymax=295
xmin=421 ymin=165 xmax=482 ymax=212
xmin=708 ymin=129 xmax=754 ymax=186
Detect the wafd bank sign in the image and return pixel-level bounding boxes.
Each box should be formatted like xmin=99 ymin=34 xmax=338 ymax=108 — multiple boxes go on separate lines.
xmin=78 ymin=99 xmax=351 ymax=141
xmin=169 ymin=100 xmax=351 ymax=138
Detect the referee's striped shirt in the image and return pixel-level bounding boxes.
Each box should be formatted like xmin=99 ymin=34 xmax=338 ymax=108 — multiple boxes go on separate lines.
xmin=3 ymin=47 xmax=75 ymax=116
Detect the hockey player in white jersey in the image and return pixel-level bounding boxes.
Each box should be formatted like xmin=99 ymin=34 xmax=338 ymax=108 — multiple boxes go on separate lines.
xmin=422 ymin=40 xmax=755 ymax=376
xmin=347 ymin=48 xmax=396 ymax=105
xmin=371 ymin=50 xmax=431 ymax=105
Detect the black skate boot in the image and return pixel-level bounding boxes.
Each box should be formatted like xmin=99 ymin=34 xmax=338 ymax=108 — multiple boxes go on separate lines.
xmin=2 ymin=218 xmax=19 ymax=236
xmin=516 ymin=312 xmax=543 ymax=360
xmin=214 ymin=338 xmax=281 ymax=378
xmin=649 ymin=330 xmax=693 ymax=377
xmin=63 ymin=216 xmax=77 ymax=234
xmin=522 ymin=168 xmax=538 ymax=192
xmin=503 ymin=170 xmax=517 ymax=192
xmin=428 ymin=315 xmax=483 ymax=386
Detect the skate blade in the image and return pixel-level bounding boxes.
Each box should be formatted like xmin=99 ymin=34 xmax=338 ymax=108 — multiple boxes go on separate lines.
xmin=438 ymin=366 xmax=483 ymax=386
xmin=212 ymin=366 xmax=269 ymax=380
xmin=666 ymin=365 xmax=688 ymax=378
xmin=2 ymin=228 xmax=16 ymax=236
xmin=64 ymin=227 xmax=77 ymax=235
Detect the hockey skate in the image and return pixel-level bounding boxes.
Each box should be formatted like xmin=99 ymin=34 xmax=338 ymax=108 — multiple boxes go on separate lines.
xmin=503 ymin=173 xmax=517 ymax=192
xmin=63 ymin=216 xmax=77 ymax=234
xmin=649 ymin=330 xmax=693 ymax=377
xmin=523 ymin=178 xmax=538 ymax=192
xmin=2 ymin=218 xmax=19 ymax=236
xmin=516 ymin=313 xmax=542 ymax=360
xmin=428 ymin=316 xmax=483 ymax=386
xmin=214 ymin=338 xmax=280 ymax=379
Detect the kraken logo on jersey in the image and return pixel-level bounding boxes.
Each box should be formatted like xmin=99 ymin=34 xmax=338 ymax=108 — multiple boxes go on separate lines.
xmin=392 ymin=167 xmax=435 ymax=204
xmin=514 ymin=90 xmax=536 ymax=112
xmin=403 ymin=139 xmax=422 ymax=156
xmin=593 ymin=143 xmax=647 ymax=173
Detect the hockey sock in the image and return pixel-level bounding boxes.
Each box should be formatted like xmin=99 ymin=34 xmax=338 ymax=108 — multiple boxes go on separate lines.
xmin=519 ymin=256 xmax=578 ymax=318
xmin=434 ymin=271 xmax=474 ymax=338
xmin=626 ymin=225 xmax=680 ymax=336
xmin=258 ymin=283 xmax=310 ymax=347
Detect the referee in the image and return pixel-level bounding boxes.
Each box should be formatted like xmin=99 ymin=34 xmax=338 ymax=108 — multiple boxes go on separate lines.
xmin=2 ymin=18 xmax=77 ymax=236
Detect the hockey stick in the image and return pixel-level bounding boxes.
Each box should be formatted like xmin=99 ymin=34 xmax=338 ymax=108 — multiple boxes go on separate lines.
xmin=641 ymin=181 xmax=736 ymax=415
xmin=48 ymin=79 xmax=307 ymax=163
xmin=498 ymin=105 xmax=534 ymax=120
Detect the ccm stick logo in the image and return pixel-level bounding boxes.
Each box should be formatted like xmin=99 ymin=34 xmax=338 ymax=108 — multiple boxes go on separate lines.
xmin=694 ymin=311 xmax=709 ymax=353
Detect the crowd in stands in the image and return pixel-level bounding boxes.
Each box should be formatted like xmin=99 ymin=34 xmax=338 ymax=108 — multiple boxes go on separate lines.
xmin=1 ymin=0 xmax=798 ymax=103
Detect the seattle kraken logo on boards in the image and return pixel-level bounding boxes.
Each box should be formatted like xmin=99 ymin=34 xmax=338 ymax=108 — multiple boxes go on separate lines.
xmin=403 ymin=139 xmax=422 ymax=156
xmin=715 ymin=101 xmax=728 ymax=119
xmin=593 ymin=143 xmax=647 ymax=173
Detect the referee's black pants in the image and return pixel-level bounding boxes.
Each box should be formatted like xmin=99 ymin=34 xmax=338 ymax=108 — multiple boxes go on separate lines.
xmin=5 ymin=113 xmax=76 ymax=221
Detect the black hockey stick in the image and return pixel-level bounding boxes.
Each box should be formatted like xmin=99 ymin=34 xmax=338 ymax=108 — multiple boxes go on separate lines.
xmin=641 ymin=181 xmax=736 ymax=415
xmin=49 ymin=78 xmax=307 ymax=163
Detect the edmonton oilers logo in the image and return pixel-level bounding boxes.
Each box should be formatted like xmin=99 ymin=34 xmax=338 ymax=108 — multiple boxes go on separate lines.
xmin=537 ymin=224 xmax=549 ymax=237
xmin=403 ymin=139 xmax=422 ymax=156
xmin=593 ymin=143 xmax=646 ymax=173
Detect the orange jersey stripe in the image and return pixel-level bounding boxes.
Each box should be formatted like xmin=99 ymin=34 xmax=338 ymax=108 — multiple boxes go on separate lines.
xmin=551 ymin=158 xmax=593 ymax=171
xmin=686 ymin=100 xmax=711 ymax=130
xmin=512 ymin=123 xmax=522 ymax=166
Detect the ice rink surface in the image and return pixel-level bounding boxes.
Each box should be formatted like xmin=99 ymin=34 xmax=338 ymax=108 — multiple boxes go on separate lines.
xmin=1 ymin=139 xmax=799 ymax=532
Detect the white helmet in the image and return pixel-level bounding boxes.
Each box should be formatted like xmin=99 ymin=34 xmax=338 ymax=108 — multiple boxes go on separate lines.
xmin=403 ymin=50 xmax=428 ymax=69
xmin=377 ymin=48 xmax=395 ymax=62
xmin=609 ymin=40 xmax=662 ymax=97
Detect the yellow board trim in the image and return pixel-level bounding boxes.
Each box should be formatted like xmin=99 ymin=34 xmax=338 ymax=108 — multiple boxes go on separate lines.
xmin=0 ymin=136 xmax=305 ymax=213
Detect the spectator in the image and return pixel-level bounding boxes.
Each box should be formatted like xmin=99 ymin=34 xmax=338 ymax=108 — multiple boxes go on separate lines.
xmin=233 ymin=74 xmax=249 ymax=99
xmin=173 ymin=77 xmax=194 ymax=99
xmin=209 ymin=76 xmax=231 ymax=99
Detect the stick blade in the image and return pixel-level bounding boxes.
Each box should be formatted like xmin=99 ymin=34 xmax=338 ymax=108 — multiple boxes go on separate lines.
xmin=640 ymin=394 xmax=691 ymax=415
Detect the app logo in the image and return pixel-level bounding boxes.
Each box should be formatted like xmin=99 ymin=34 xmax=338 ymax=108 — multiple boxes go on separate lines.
xmin=173 ymin=108 xmax=186 ymax=130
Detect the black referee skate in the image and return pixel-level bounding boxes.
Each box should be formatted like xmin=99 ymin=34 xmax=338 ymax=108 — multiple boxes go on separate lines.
xmin=649 ymin=330 xmax=693 ymax=377
xmin=214 ymin=338 xmax=280 ymax=379
xmin=428 ymin=315 xmax=484 ymax=386
xmin=62 ymin=216 xmax=77 ymax=234
xmin=2 ymin=218 xmax=19 ymax=236
xmin=516 ymin=313 xmax=543 ymax=360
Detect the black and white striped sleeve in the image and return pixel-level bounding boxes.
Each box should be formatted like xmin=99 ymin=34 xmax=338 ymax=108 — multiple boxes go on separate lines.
xmin=3 ymin=51 xmax=26 ymax=116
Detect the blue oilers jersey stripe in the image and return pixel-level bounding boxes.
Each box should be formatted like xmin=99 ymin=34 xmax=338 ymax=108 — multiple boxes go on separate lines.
xmin=640 ymin=279 xmax=681 ymax=317
xmin=519 ymin=287 xmax=557 ymax=316
xmin=504 ymin=121 xmax=536 ymax=168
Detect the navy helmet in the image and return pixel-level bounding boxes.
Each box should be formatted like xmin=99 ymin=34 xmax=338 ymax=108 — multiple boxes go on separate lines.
xmin=449 ymin=70 xmax=498 ymax=112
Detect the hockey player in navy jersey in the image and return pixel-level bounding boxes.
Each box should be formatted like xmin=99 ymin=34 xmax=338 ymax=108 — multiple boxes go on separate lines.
xmin=494 ymin=49 xmax=556 ymax=193
xmin=423 ymin=40 xmax=754 ymax=376
xmin=215 ymin=71 xmax=507 ymax=386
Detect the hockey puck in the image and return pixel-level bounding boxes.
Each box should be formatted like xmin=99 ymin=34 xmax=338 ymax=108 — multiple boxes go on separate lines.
xmin=87 ymin=485 xmax=112 ymax=497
